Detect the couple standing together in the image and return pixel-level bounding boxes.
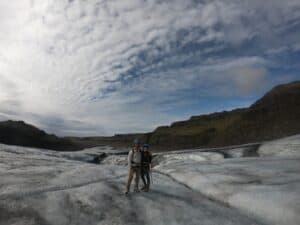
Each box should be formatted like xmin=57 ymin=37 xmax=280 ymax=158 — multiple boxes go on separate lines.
xmin=125 ymin=139 xmax=153 ymax=194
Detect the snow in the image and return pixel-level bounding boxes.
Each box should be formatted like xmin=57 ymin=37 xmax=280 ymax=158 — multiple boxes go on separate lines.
xmin=155 ymin=142 xmax=300 ymax=225
xmin=1 ymin=135 xmax=300 ymax=225
xmin=258 ymin=134 xmax=300 ymax=157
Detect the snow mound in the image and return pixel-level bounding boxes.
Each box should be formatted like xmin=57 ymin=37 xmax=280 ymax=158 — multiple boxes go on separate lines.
xmin=258 ymin=134 xmax=300 ymax=157
xmin=155 ymin=154 xmax=300 ymax=225
xmin=155 ymin=152 xmax=223 ymax=164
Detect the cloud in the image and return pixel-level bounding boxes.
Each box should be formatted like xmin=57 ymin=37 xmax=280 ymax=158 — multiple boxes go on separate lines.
xmin=0 ymin=0 xmax=299 ymax=135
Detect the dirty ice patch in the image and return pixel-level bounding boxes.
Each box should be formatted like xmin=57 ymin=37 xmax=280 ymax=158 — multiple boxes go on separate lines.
xmin=101 ymin=155 xmax=128 ymax=166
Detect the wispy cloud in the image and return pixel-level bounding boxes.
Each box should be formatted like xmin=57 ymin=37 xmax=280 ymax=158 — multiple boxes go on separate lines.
xmin=0 ymin=0 xmax=299 ymax=135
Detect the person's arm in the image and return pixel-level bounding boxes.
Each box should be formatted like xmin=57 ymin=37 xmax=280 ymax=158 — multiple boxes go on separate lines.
xmin=140 ymin=151 xmax=144 ymax=164
xmin=128 ymin=150 xmax=133 ymax=167
xmin=149 ymin=152 xmax=153 ymax=168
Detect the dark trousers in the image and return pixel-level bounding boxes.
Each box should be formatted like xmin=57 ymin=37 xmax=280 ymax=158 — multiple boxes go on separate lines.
xmin=141 ymin=166 xmax=150 ymax=187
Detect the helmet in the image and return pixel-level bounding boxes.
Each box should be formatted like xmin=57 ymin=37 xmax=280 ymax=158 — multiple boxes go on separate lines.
xmin=134 ymin=138 xmax=141 ymax=145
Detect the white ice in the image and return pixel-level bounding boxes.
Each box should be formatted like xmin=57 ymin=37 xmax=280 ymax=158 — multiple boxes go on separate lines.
xmin=155 ymin=136 xmax=300 ymax=225
xmin=0 ymin=135 xmax=300 ymax=225
xmin=258 ymin=134 xmax=300 ymax=157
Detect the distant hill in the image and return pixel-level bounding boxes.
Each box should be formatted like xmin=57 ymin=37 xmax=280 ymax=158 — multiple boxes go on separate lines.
xmin=0 ymin=121 xmax=96 ymax=151
xmin=0 ymin=81 xmax=299 ymax=151
xmin=107 ymin=81 xmax=300 ymax=149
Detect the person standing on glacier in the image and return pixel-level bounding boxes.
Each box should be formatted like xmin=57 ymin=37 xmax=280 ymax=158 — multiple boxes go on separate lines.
xmin=141 ymin=144 xmax=153 ymax=192
xmin=125 ymin=139 xmax=142 ymax=194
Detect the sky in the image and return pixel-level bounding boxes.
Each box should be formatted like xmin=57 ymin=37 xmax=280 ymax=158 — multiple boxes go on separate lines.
xmin=0 ymin=0 xmax=300 ymax=136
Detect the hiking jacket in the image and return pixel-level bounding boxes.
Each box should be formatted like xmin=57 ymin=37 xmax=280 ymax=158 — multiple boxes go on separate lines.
xmin=141 ymin=151 xmax=152 ymax=167
xmin=128 ymin=149 xmax=142 ymax=168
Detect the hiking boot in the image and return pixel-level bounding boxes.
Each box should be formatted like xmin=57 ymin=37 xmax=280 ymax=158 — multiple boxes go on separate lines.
xmin=141 ymin=186 xmax=146 ymax=191
xmin=134 ymin=188 xmax=140 ymax=193
xmin=145 ymin=184 xmax=150 ymax=192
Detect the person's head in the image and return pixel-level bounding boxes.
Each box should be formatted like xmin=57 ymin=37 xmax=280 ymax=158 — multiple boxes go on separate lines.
xmin=133 ymin=138 xmax=141 ymax=150
xmin=143 ymin=144 xmax=150 ymax=151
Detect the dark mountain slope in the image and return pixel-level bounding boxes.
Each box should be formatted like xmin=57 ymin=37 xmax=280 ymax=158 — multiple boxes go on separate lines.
xmin=0 ymin=121 xmax=86 ymax=151
xmin=219 ymin=81 xmax=300 ymax=145
xmin=109 ymin=81 xmax=300 ymax=149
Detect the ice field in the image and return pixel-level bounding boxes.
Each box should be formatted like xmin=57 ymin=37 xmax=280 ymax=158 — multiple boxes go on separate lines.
xmin=0 ymin=135 xmax=299 ymax=225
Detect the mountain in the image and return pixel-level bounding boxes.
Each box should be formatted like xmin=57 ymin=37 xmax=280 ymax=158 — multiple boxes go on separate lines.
xmin=0 ymin=81 xmax=299 ymax=151
xmin=108 ymin=81 xmax=300 ymax=149
xmin=0 ymin=121 xmax=88 ymax=151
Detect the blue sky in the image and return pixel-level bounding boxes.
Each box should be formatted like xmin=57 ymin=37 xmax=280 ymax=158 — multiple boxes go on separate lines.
xmin=0 ymin=0 xmax=299 ymax=136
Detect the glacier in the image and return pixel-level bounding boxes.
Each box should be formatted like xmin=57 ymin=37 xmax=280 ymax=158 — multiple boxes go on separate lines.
xmin=0 ymin=135 xmax=300 ymax=225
